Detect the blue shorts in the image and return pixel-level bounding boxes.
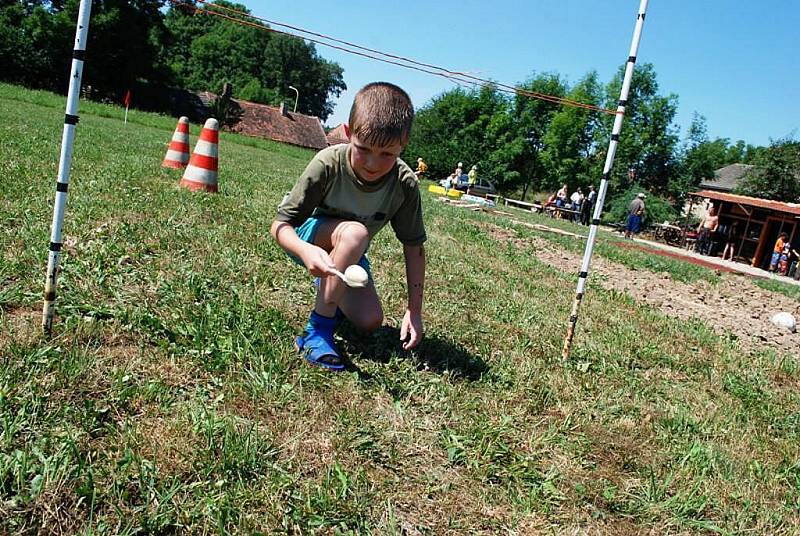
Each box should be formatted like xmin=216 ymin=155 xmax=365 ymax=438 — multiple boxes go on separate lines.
xmin=770 ymin=252 xmax=781 ymax=267
xmin=626 ymin=214 xmax=642 ymax=234
xmin=291 ymin=216 xmax=372 ymax=277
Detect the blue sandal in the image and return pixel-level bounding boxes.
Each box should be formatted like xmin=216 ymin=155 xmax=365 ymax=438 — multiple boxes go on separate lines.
xmin=295 ymin=330 xmax=345 ymax=372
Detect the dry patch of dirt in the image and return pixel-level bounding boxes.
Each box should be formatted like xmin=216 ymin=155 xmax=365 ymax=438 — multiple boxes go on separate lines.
xmin=0 ymin=306 xmax=40 ymax=348
xmin=484 ymin=223 xmax=800 ymax=356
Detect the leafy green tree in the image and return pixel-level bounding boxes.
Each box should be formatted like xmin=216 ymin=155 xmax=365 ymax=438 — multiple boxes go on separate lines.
xmin=736 ymin=138 xmax=800 ymax=202
xmin=457 ymin=84 xmax=511 ymax=181
xmin=79 ymin=0 xmax=173 ymax=97
xmin=405 ymin=86 xmax=507 ymax=182
xmin=259 ymin=33 xmax=345 ymax=120
xmin=402 ymin=90 xmax=458 ymax=180
xmin=595 ymin=63 xmax=680 ymax=196
xmin=478 ymin=91 xmax=520 ymax=190
xmin=511 ymin=72 xmax=567 ymax=198
xmin=725 ymin=139 xmax=764 ymax=164
xmin=164 ymin=1 xmax=344 ymax=120
xmin=0 ymin=0 xmax=172 ymax=98
xmin=0 ymin=1 xmax=70 ymax=90
xmin=540 ymin=71 xmax=602 ymax=192
xmin=238 ymin=77 xmax=278 ymax=103
xmin=602 ymin=183 xmax=677 ymax=226
xmin=671 ymin=113 xmax=721 ymax=204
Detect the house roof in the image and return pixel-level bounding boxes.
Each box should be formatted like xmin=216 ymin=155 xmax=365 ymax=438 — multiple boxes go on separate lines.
xmin=196 ymin=91 xmax=327 ymax=150
xmin=690 ymin=189 xmax=800 ymax=216
xmin=230 ymin=99 xmax=327 ymax=150
xmin=326 ymin=123 xmax=348 ymax=146
xmin=699 ymin=163 xmax=755 ymax=192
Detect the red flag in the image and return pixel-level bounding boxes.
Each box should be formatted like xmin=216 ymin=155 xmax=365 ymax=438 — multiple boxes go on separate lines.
xmin=123 ymin=90 xmax=131 ymax=108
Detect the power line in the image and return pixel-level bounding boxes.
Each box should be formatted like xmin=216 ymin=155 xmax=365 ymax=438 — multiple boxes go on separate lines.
xmin=194 ymin=0 xmax=613 ymax=113
xmin=169 ymin=0 xmax=617 ymax=115
xmin=170 ymin=2 xmax=478 ymax=91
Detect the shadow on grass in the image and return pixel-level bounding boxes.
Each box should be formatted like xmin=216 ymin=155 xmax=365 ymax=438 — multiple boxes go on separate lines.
xmin=339 ymin=324 xmax=489 ymax=381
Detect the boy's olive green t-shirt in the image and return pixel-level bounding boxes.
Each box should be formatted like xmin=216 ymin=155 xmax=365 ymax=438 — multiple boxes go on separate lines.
xmin=276 ymin=144 xmax=427 ymax=246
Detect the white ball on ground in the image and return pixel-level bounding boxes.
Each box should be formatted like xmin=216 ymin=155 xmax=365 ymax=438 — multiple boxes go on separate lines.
xmin=771 ymin=312 xmax=797 ymax=333
xmin=344 ymin=265 xmax=368 ymax=287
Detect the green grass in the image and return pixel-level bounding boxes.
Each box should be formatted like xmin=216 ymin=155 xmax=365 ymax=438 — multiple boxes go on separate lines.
xmin=2 ymin=82 xmax=800 ymax=534
xmin=494 ymin=204 xmax=719 ymax=284
xmin=754 ymin=278 xmax=800 ymax=302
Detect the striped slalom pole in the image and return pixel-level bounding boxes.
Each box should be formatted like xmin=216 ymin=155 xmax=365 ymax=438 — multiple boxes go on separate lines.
xmin=561 ymin=0 xmax=649 ymax=360
xmin=42 ymin=0 xmax=92 ymax=334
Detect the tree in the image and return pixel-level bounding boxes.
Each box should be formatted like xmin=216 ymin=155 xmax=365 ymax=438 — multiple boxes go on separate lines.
xmin=0 ymin=0 xmax=172 ymax=98
xmin=78 ymin=0 xmax=173 ymax=97
xmin=736 ymin=138 xmax=800 ymax=202
xmin=405 ymin=86 xmax=504 ymax=182
xmin=595 ymin=63 xmax=680 ymax=196
xmin=540 ymin=71 xmax=602 ymax=192
xmin=671 ymin=113 xmax=722 ymax=204
xmin=259 ymin=34 xmax=345 ymax=120
xmin=511 ymin=72 xmax=567 ymax=198
xmin=602 ymin=183 xmax=677 ymax=226
xmin=725 ymin=139 xmax=765 ymax=164
xmin=164 ymin=1 xmax=345 ymax=120
xmin=0 ymin=0 xmax=71 ymax=90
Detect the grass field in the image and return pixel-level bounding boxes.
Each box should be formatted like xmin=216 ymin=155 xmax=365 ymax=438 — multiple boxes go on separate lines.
xmin=2 ymin=83 xmax=800 ymax=534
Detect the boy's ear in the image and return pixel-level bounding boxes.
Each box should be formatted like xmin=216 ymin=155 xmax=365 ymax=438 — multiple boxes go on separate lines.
xmin=343 ymin=123 xmax=350 ymax=140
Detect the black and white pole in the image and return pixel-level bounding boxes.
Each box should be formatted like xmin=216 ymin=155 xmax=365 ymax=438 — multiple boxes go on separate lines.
xmin=562 ymin=0 xmax=648 ymax=360
xmin=42 ymin=0 xmax=92 ymax=334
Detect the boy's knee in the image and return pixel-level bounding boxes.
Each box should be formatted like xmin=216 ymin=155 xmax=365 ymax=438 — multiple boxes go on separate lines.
xmin=359 ymin=311 xmax=384 ymax=334
xmin=334 ymin=221 xmax=370 ymax=250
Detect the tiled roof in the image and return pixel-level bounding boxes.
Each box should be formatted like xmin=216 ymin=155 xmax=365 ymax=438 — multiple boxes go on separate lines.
xmin=230 ymin=99 xmax=327 ymax=150
xmin=326 ymin=123 xmax=348 ymax=146
xmin=690 ymin=189 xmax=800 ymax=216
xmin=196 ymin=92 xmax=327 ymax=150
xmin=699 ymin=163 xmax=755 ymax=192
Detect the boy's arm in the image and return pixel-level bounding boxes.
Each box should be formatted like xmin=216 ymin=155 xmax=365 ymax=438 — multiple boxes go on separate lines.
xmin=270 ymin=220 xmax=336 ymax=277
xmin=400 ymin=244 xmax=425 ymax=350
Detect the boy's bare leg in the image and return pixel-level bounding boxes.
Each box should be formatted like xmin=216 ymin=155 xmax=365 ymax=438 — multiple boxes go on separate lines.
xmin=339 ymin=284 xmax=383 ymax=333
xmin=312 ymin=219 xmax=383 ymax=332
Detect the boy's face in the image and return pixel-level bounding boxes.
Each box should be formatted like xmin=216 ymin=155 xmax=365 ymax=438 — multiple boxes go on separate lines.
xmin=347 ymin=132 xmax=405 ymax=182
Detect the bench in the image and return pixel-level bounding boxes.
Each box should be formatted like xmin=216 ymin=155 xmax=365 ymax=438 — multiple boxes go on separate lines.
xmin=504 ymin=198 xmax=543 ymax=213
xmin=546 ymin=205 xmax=582 ymax=220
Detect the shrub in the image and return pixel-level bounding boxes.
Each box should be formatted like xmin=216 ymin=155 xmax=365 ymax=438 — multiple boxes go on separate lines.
xmin=601 ymin=183 xmax=678 ymax=225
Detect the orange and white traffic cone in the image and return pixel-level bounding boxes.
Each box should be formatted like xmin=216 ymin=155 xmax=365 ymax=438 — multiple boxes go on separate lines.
xmin=179 ymin=118 xmax=219 ymax=193
xmin=162 ymin=116 xmax=191 ymax=169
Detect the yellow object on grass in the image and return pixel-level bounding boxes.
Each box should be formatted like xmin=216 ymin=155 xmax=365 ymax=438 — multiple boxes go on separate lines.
xmin=428 ymin=185 xmax=463 ymax=198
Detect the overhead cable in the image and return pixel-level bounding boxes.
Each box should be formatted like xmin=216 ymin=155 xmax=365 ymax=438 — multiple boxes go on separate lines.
xmin=170 ymin=0 xmax=616 ymax=114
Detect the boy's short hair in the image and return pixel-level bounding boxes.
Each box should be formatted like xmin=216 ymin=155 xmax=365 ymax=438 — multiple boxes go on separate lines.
xmin=348 ymin=82 xmax=414 ymax=147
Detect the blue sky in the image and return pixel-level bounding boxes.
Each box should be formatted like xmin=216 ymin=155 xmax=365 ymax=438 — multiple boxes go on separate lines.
xmin=247 ymin=0 xmax=798 ymax=147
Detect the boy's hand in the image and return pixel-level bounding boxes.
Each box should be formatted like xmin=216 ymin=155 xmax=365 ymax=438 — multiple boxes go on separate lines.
xmin=400 ymin=309 xmax=423 ymax=350
xmin=300 ymin=243 xmax=337 ymax=277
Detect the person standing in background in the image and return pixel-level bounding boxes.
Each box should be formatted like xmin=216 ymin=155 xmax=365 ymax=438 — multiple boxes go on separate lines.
xmin=580 ymin=185 xmax=596 ymax=225
xmin=415 ymin=157 xmax=428 ymax=181
xmin=624 ymin=192 xmax=646 ymax=239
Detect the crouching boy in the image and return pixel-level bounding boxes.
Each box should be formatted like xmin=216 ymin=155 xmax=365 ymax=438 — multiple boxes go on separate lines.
xmin=270 ymin=82 xmax=426 ymax=371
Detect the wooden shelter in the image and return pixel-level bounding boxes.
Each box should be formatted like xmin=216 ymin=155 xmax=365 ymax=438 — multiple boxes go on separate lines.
xmin=689 ymin=190 xmax=800 ymax=269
